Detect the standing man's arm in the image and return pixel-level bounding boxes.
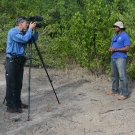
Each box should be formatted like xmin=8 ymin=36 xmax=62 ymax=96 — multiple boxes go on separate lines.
xmin=109 ymin=46 xmax=130 ymax=53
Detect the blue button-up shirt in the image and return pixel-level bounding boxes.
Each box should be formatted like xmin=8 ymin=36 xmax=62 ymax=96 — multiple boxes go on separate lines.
xmin=6 ymin=27 xmax=38 ymax=58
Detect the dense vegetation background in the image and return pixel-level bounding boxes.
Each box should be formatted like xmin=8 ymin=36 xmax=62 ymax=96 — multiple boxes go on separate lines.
xmin=0 ymin=0 xmax=135 ymax=78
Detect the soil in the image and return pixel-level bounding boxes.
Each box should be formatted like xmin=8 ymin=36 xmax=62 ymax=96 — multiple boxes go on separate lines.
xmin=0 ymin=61 xmax=135 ymax=135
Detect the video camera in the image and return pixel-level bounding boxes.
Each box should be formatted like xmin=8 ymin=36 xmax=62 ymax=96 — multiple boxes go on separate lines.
xmin=29 ymin=15 xmax=44 ymax=28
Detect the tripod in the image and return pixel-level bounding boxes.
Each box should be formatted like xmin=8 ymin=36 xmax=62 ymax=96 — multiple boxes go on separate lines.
xmin=27 ymin=41 xmax=60 ymax=121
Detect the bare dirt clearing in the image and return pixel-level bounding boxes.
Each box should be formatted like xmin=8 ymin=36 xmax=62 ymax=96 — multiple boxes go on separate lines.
xmin=0 ymin=62 xmax=135 ymax=135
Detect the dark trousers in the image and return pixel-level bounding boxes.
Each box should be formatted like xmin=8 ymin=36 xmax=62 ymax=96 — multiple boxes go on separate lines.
xmin=5 ymin=58 xmax=24 ymax=108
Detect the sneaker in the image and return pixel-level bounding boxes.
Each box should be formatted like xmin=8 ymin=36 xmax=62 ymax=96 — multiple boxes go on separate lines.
xmin=16 ymin=103 xmax=28 ymax=109
xmin=7 ymin=107 xmax=23 ymax=113
xmin=118 ymin=95 xmax=127 ymax=100
xmin=106 ymin=91 xmax=119 ymax=95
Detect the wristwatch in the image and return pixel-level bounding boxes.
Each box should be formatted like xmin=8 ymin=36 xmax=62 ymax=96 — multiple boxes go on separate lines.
xmin=114 ymin=48 xmax=117 ymax=51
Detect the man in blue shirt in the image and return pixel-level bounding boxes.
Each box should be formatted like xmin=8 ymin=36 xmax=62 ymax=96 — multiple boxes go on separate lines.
xmin=5 ymin=16 xmax=38 ymax=113
xmin=107 ymin=21 xmax=130 ymax=100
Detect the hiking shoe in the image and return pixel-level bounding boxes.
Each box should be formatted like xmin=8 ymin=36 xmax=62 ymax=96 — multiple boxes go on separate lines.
xmin=16 ymin=108 xmax=23 ymax=113
xmin=118 ymin=95 xmax=127 ymax=100
xmin=16 ymin=103 xmax=28 ymax=109
xmin=21 ymin=103 xmax=28 ymax=109
xmin=7 ymin=107 xmax=23 ymax=113
xmin=106 ymin=91 xmax=119 ymax=95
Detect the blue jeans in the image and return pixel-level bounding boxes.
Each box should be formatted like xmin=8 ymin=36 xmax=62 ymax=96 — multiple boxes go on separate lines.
xmin=111 ymin=58 xmax=129 ymax=97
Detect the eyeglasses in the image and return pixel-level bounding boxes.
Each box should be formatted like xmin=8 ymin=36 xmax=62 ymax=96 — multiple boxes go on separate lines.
xmin=113 ymin=40 xmax=117 ymax=42
xmin=113 ymin=26 xmax=119 ymax=28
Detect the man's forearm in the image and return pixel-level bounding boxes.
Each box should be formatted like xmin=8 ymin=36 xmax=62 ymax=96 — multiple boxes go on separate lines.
xmin=115 ymin=46 xmax=130 ymax=52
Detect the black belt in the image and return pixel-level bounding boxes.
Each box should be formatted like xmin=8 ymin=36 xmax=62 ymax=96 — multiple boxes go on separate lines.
xmin=7 ymin=53 xmax=25 ymax=58
xmin=6 ymin=54 xmax=26 ymax=65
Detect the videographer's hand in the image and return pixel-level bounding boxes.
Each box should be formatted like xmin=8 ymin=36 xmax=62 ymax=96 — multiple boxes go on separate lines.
xmin=29 ymin=22 xmax=36 ymax=30
xmin=34 ymin=27 xmax=38 ymax=33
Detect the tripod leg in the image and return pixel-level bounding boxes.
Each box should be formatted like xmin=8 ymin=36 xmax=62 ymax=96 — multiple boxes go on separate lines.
xmin=33 ymin=42 xmax=60 ymax=104
xmin=27 ymin=44 xmax=32 ymax=121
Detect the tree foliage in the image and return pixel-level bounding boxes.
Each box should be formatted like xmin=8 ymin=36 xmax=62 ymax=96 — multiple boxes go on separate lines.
xmin=0 ymin=0 xmax=135 ymax=78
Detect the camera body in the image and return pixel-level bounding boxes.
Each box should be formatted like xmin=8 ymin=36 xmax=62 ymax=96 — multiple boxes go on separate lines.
xmin=29 ymin=16 xmax=43 ymax=28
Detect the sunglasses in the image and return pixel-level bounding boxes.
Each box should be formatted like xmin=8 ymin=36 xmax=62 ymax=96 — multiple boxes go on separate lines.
xmin=113 ymin=26 xmax=119 ymax=28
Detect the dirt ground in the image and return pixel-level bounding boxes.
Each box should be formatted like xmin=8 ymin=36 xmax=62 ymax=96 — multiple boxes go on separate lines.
xmin=0 ymin=61 xmax=135 ymax=135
